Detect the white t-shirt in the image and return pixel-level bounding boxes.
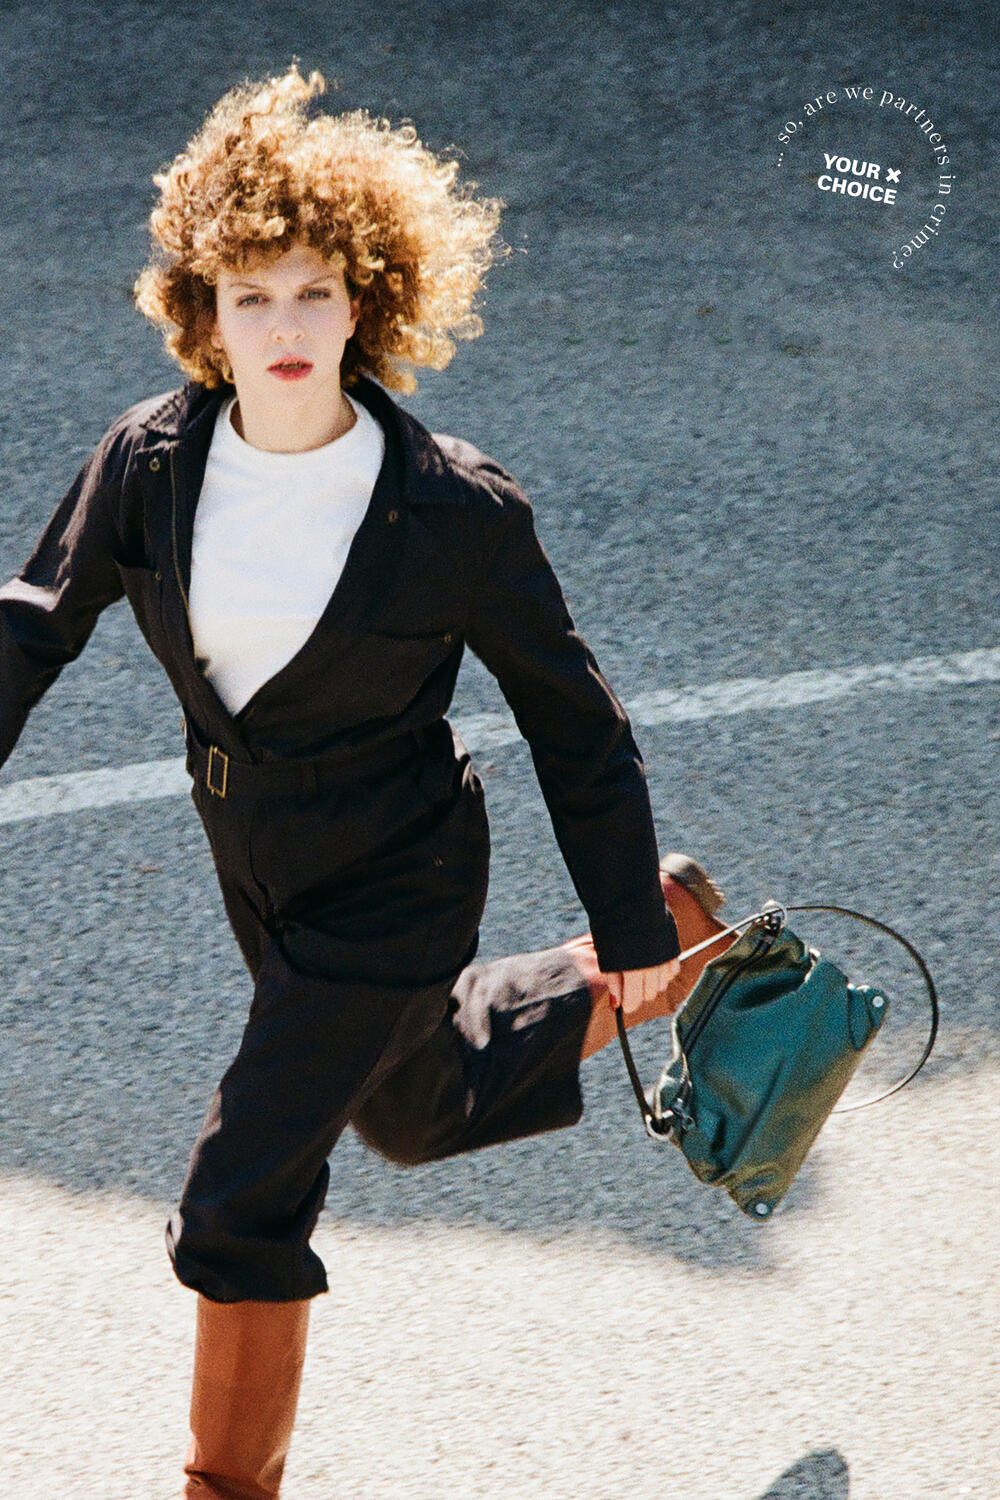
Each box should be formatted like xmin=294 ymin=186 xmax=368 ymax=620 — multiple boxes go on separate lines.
xmin=189 ymin=392 xmax=386 ymax=715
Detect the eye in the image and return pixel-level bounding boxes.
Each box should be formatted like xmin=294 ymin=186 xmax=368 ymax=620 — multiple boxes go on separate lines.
xmin=302 ymin=287 xmax=332 ymax=300
xmin=235 ymin=293 xmax=265 ymax=308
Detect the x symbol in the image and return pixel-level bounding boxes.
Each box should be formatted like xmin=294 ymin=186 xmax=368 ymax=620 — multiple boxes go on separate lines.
xmin=886 ymin=167 xmax=901 ymax=184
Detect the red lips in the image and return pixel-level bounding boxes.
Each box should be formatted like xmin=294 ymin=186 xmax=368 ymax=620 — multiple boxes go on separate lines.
xmin=268 ymin=358 xmax=313 ymax=381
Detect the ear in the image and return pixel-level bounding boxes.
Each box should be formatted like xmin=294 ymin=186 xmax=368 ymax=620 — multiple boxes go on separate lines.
xmin=348 ymin=297 xmax=361 ymax=335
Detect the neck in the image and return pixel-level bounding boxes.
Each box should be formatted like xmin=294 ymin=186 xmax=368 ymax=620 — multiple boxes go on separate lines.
xmin=230 ymin=384 xmax=358 ymax=453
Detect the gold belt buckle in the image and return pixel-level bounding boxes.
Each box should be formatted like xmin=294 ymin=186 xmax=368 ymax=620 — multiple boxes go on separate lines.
xmin=206 ymin=745 xmax=230 ymax=798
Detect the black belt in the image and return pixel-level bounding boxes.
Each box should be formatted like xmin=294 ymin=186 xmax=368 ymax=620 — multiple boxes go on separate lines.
xmin=184 ymin=718 xmax=436 ymax=800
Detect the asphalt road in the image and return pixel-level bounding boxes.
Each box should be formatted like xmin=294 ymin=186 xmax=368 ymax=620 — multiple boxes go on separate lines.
xmin=0 ymin=3 xmax=997 ymax=1497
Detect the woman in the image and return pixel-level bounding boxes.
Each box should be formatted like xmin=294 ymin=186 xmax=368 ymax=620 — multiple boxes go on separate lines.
xmin=0 ymin=66 xmax=730 ymax=1497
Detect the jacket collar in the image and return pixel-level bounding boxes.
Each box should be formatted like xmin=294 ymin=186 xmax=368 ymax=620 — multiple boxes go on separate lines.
xmin=137 ymin=372 xmax=468 ymax=507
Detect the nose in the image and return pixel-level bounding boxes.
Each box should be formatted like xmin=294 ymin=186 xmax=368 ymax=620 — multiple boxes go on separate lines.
xmin=269 ymin=301 xmax=306 ymax=343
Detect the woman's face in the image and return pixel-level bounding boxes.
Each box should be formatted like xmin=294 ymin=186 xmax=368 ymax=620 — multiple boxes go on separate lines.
xmin=210 ymin=241 xmax=360 ymax=415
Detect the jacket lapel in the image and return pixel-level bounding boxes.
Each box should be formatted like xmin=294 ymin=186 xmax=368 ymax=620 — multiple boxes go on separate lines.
xmin=135 ymin=374 xmax=460 ymax=716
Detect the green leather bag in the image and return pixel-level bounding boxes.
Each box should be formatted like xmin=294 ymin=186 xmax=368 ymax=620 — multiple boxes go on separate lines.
xmin=616 ymin=903 xmax=938 ymax=1220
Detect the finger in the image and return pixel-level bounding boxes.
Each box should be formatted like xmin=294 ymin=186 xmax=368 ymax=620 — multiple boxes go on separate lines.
xmin=623 ymin=972 xmax=644 ymax=1015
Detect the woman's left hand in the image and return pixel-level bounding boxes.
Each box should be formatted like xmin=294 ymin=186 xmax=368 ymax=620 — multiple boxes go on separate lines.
xmin=605 ymin=960 xmax=681 ymax=1017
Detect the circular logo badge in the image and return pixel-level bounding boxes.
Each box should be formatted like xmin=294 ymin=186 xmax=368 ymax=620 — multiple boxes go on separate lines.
xmin=775 ymin=85 xmax=955 ymax=269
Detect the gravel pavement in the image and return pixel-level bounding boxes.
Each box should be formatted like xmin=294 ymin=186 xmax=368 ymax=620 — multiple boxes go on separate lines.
xmin=0 ymin=3 xmax=997 ymax=1497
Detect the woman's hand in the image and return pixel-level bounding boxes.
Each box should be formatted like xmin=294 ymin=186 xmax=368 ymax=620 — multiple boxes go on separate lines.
xmin=604 ymin=960 xmax=681 ymax=1017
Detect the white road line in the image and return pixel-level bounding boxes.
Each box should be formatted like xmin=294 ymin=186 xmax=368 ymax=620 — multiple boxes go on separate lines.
xmin=627 ymin=645 xmax=1000 ymax=725
xmin=0 ymin=645 xmax=996 ymax=826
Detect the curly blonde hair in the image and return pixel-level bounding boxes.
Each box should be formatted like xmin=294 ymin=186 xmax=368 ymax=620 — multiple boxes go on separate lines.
xmin=133 ymin=64 xmax=507 ymax=392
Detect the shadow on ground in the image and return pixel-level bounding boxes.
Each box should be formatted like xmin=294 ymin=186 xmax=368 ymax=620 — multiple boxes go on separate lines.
xmin=754 ymin=1449 xmax=850 ymax=1500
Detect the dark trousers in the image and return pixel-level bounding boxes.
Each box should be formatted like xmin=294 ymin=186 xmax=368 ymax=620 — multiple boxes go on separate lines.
xmin=166 ymin=747 xmax=593 ymax=1304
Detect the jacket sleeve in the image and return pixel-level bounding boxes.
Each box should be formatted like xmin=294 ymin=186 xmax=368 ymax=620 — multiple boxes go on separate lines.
xmin=0 ymin=430 xmax=126 ymax=771
xmin=464 ymin=463 xmax=679 ymax=973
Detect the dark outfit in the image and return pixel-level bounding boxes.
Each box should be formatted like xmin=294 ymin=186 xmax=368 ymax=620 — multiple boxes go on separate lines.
xmin=0 ymin=374 xmax=678 ymax=1301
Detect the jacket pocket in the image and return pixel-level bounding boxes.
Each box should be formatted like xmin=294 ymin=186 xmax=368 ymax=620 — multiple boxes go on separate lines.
xmin=367 ymin=626 xmax=460 ymax=675
xmin=113 ymin=561 xmax=168 ymax=662
xmin=348 ymin=627 xmax=461 ymax=718
xmin=368 ymin=624 xmax=460 ymax=646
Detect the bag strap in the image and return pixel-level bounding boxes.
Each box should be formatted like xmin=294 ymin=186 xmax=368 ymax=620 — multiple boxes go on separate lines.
xmin=614 ymin=902 xmax=938 ymax=1132
xmin=615 ymin=904 xmax=787 ymax=1138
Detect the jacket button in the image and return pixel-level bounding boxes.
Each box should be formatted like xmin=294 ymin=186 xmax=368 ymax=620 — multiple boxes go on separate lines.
xmin=149 ymin=456 xmax=161 ymax=472
xmin=442 ymin=632 xmax=453 ymax=644
xmin=154 ymin=570 xmax=163 ymax=582
xmin=387 ymin=509 xmax=399 ymax=524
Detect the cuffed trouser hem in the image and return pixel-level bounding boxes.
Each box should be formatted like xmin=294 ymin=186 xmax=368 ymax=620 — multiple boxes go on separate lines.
xmin=166 ymin=1209 xmax=331 ymax=1304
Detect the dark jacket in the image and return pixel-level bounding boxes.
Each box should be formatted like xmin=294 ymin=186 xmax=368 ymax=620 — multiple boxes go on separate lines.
xmin=0 ymin=373 xmax=678 ymax=971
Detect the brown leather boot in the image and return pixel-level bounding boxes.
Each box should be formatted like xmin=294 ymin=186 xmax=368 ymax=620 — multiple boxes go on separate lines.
xmin=181 ymin=1295 xmax=311 ymax=1499
xmin=570 ymin=853 xmax=733 ymax=1059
